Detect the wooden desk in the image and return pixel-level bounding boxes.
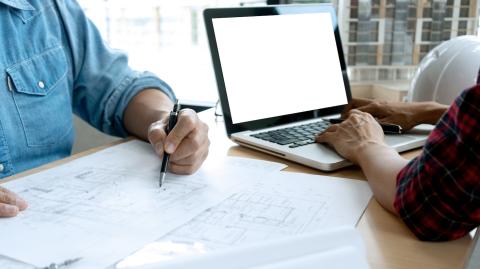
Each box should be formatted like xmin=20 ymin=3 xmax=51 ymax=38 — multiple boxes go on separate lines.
xmin=202 ymin=112 xmax=474 ymax=269
xmin=3 ymin=110 xmax=474 ymax=269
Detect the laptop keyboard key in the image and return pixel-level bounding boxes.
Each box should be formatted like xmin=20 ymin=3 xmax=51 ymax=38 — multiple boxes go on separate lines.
xmin=250 ymin=120 xmax=329 ymax=146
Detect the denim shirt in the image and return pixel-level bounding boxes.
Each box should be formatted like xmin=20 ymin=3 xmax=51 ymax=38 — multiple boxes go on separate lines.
xmin=0 ymin=0 xmax=175 ymax=178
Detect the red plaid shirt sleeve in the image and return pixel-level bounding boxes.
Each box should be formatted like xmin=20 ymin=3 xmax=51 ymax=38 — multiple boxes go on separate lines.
xmin=394 ymin=85 xmax=480 ymax=241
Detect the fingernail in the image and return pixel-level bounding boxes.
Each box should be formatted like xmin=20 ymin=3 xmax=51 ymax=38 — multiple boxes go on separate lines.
xmin=4 ymin=204 xmax=19 ymax=215
xmin=15 ymin=197 xmax=28 ymax=210
xmin=165 ymin=143 xmax=175 ymax=153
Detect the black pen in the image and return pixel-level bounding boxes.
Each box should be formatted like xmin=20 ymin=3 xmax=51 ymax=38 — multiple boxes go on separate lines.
xmin=326 ymin=118 xmax=403 ymax=134
xmin=160 ymin=101 xmax=180 ymax=187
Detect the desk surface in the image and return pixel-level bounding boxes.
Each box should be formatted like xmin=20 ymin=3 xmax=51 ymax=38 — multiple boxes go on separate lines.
xmin=4 ymin=110 xmax=474 ymax=269
xmin=201 ymin=111 xmax=474 ymax=269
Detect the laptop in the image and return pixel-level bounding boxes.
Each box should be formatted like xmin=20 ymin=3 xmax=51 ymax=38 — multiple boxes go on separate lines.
xmin=203 ymin=4 xmax=430 ymax=171
xmin=464 ymin=230 xmax=480 ymax=269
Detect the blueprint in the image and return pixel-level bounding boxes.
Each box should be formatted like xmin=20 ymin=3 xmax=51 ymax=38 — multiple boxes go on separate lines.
xmin=0 ymin=141 xmax=286 ymax=269
xmin=163 ymin=189 xmax=329 ymax=246
xmin=160 ymin=172 xmax=371 ymax=249
xmin=117 ymin=172 xmax=373 ymax=268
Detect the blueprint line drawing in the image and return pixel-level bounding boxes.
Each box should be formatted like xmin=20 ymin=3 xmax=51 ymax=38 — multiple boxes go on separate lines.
xmin=118 ymin=172 xmax=372 ymax=268
xmin=158 ymin=189 xmax=330 ymax=250
xmin=10 ymin=166 xmax=209 ymax=229
xmin=0 ymin=141 xmax=287 ymax=269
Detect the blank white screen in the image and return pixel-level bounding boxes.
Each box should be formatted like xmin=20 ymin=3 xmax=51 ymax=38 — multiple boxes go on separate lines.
xmin=212 ymin=13 xmax=348 ymax=124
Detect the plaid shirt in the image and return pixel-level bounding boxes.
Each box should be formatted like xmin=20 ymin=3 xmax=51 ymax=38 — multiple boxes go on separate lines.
xmin=394 ymin=84 xmax=480 ymax=241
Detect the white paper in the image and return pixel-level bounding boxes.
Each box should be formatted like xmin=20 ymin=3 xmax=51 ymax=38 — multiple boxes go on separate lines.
xmin=118 ymin=172 xmax=372 ymax=268
xmin=132 ymin=226 xmax=368 ymax=269
xmin=0 ymin=256 xmax=32 ymax=269
xmin=252 ymin=246 xmax=370 ymax=269
xmin=131 ymin=227 xmax=370 ymax=269
xmin=0 ymin=141 xmax=286 ymax=269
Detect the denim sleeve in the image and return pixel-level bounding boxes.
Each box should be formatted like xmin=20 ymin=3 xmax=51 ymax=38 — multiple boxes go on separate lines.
xmin=55 ymin=0 xmax=176 ymax=137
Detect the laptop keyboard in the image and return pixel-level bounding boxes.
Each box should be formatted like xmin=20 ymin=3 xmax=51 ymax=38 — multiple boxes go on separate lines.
xmin=250 ymin=121 xmax=331 ymax=148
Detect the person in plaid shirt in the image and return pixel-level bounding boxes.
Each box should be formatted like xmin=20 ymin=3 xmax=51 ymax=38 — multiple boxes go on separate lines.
xmin=316 ymin=83 xmax=479 ymax=241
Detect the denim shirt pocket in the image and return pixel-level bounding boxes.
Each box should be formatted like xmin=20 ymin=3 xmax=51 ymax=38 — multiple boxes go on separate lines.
xmin=6 ymin=46 xmax=73 ymax=147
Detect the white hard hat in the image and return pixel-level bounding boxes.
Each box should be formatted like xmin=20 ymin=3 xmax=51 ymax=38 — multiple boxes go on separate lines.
xmin=407 ymin=35 xmax=480 ymax=105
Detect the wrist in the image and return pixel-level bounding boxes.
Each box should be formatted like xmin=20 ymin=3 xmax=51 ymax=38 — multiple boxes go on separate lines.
xmin=355 ymin=142 xmax=393 ymax=167
xmin=411 ymin=101 xmax=448 ymax=126
xmin=149 ymin=110 xmax=171 ymax=125
xmin=124 ymin=89 xmax=174 ymax=140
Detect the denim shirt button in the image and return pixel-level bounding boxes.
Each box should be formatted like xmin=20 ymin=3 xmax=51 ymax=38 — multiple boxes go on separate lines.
xmin=0 ymin=163 xmax=4 ymax=173
xmin=38 ymin=81 xmax=45 ymax=89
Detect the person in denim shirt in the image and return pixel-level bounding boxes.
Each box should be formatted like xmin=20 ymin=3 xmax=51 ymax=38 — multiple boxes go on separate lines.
xmin=0 ymin=0 xmax=210 ymax=217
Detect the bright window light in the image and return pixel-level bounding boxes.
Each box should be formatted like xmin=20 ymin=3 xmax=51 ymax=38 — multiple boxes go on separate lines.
xmin=77 ymin=0 xmax=258 ymax=105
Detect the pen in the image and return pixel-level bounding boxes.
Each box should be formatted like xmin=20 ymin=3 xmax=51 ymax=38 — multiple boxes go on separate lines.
xmin=159 ymin=101 xmax=180 ymax=187
xmin=326 ymin=118 xmax=403 ymax=134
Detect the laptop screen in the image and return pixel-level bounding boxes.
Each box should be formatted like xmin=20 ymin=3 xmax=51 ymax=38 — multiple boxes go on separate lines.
xmin=212 ymin=11 xmax=348 ymax=124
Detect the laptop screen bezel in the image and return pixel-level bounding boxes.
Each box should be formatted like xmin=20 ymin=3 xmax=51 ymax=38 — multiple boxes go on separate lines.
xmin=204 ymin=4 xmax=352 ymax=137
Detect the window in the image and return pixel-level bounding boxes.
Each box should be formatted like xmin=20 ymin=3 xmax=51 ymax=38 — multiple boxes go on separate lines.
xmin=408 ymin=7 xmax=416 ymax=18
xmin=348 ymin=55 xmax=356 ymax=65
xmin=422 ymin=21 xmax=432 ymax=30
xmin=349 ymin=32 xmax=357 ymax=42
xmin=423 ymin=7 xmax=432 ymax=18
xmin=78 ymin=0 xmax=253 ymax=104
xmin=407 ymin=20 xmax=416 ymax=31
xmin=382 ymin=55 xmax=392 ymax=65
xmin=349 ymin=21 xmax=358 ymax=32
xmin=421 ymin=31 xmax=431 ymax=41
xmin=386 ymin=7 xmax=394 ymax=18
xmin=460 ymin=7 xmax=469 ymax=17
xmin=442 ymin=31 xmax=451 ymax=40
xmin=371 ymin=6 xmax=379 ymax=18
xmin=445 ymin=7 xmax=453 ymax=17
xmin=350 ymin=6 xmax=358 ymax=18
xmin=379 ymin=68 xmax=394 ymax=79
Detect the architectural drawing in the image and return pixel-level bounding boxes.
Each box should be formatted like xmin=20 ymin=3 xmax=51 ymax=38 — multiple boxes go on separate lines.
xmin=158 ymin=188 xmax=331 ymax=250
xmin=0 ymin=141 xmax=285 ymax=268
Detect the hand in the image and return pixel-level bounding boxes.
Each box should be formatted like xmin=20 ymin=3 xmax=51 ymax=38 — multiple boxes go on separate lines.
xmin=316 ymin=110 xmax=386 ymax=164
xmin=0 ymin=186 xmax=28 ymax=217
xmin=342 ymin=98 xmax=418 ymax=131
xmin=148 ymin=109 xmax=210 ymax=174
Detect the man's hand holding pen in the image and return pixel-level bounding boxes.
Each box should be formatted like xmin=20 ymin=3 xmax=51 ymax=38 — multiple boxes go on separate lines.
xmin=148 ymin=107 xmax=210 ymax=176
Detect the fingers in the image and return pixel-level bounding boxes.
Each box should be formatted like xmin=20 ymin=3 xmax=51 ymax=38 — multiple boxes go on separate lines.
xmin=315 ymin=131 xmax=334 ymax=144
xmin=148 ymin=120 xmax=168 ymax=156
xmin=169 ymin=149 xmax=209 ymax=175
xmin=344 ymin=109 xmax=378 ymax=124
xmin=164 ymin=109 xmax=199 ymax=154
xmin=169 ymin=124 xmax=209 ymax=161
xmin=344 ymin=101 xmax=388 ymax=120
xmin=149 ymin=108 xmax=210 ymax=175
xmin=342 ymin=98 xmax=373 ymax=117
xmin=0 ymin=187 xmax=28 ymax=217
xmin=169 ymin=120 xmax=209 ymax=174
xmin=0 ymin=204 xmax=19 ymax=217
xmin=148 ymin=109 xmax=204 ymax=155
xmin=315 ymin=125 xmax=338 ymax=143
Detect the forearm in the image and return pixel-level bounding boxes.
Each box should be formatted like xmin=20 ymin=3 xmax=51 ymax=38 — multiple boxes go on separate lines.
xmin=357 ymin=143 xmax=409 ymax=214
xmin=410 ymin=101 xmax=448 ymax=126
xmin=123 ymin=89 xmax=174 ymax=141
